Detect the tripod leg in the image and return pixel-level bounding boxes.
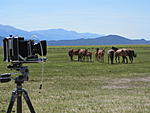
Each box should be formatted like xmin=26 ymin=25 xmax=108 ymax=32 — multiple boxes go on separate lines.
xmin=7 ymin=90 xmax=17 ymax=113
xmin=17 ymin=89 xmax=22 ymax=113
xmin=23 ymin=89 xmax=36 ymax=113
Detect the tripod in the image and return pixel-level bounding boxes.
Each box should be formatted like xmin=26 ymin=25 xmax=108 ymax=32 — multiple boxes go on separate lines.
xmin=0 ymin=63 xmax=36 ymax=113
xmin=7 ymin=76 xmax=36 ymax=113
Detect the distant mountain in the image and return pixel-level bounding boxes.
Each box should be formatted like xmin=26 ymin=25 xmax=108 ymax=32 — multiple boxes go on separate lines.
xmin=47 ymin=35 xmax=150 ymax=46
xmin=0 ymin=24 xmax=102 ymax=40
xmin=31 ymin=29 xmax=102 ymax=40
xmin=0 ymin=24 xmax=31 ymax=38
xmin=0 ymin=24 xmax=149 ymax=46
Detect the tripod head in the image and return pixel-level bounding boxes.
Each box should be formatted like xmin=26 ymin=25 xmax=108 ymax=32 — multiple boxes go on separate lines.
xmin=0 ymin=62 xmax=29 ymax=84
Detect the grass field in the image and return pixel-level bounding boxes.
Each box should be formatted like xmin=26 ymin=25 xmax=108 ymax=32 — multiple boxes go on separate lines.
xmin=0 ymin=45 xmax=150 ymax=113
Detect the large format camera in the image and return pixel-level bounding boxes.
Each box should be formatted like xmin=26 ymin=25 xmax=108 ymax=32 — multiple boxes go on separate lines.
xmin=3 ymin=35 xmax=47 ymax=63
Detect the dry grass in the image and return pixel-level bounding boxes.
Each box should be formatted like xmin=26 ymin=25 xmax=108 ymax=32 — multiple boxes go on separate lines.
xmin=1 ymin=74 xmax=150 ymax=113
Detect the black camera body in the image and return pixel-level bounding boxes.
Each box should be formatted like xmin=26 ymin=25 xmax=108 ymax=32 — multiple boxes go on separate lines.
xmin=3 ymin=35 xmax=47 ymax=62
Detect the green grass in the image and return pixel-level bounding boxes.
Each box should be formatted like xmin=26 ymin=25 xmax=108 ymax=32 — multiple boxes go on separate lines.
xmin=0 ymin=45 xmax=150 ymax=113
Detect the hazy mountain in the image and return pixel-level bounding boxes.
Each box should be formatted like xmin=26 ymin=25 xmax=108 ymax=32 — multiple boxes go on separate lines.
xmin=0 ymin=24 xmax=102 ymax=40
xmin=0 ymin=24 xmax=31 ymax=38
xmin=47 ymin=35 xmax=150 ymax=46
xmin=30 ymin=29 xmax=102 ymax=40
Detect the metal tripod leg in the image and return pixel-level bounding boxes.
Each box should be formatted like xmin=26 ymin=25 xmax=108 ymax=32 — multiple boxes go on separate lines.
xmin=23 ymin=89 xmax=36 ymax=113
xmin=17 ymin=87 xmax=22 ymax=113
xmin=6 ymin=90 xmax=17 ymax=113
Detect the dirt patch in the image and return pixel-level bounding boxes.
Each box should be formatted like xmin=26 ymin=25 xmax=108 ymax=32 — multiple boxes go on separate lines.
xmin=102 ymin=76 xmax=150 ymax=89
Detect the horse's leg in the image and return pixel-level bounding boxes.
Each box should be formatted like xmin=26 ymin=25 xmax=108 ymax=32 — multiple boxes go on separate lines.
xmin=95 ymin=54 xmax=98 ymax=61
xmin=122 ymin=56 xmax=125 ymax=63
xmin=118 ymin=56 xmax=119 ymax=63
xmin=83 ymin=56 xmax=85 ymax=62
xmin=86 ymin=56 xmax=88 ymax=62
xmin=97 ymin=55 xmax=99 ymax=61
xmin=78 ymin=55 xmax=81 ymax=61
xmin=111 ymin=52 xmax=114 ymax=64
xmin=111 ymin=55 xmax=114 ymax=64
xmin=90 ymin=55 xmax=92 ymax=62
xmin=115 ymin=56 xmax=118 ymax=63
xmin=99 ymin=56 xmax=101 ymax=62
xmin=71 ymin=55 xmax=73 ymax=61
xmin=125 ymin=56 xmax=128 ymax=63
xmin=85 ymin=56 xmax=87 ymax=62
xmin=103 ymin=55 xmax=104 ymax=63
xmin=131 ymin=56 xmax=133 ymax=63
xmin=128 ymin=56 xmax=132 ymax=63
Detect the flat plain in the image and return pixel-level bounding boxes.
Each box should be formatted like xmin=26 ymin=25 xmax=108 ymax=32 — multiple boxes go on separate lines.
xmin=0 ymin=45 xmax=150 ymax=113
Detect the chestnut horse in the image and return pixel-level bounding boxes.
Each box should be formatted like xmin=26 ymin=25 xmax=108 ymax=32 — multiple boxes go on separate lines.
xmin=111 ymin=47 xmax=128 ymax=63
xmin=68 ymin=49 xmax=80 ymax=61
xmin=115 ymin=48 xmax=128 ymax=63
xmin=95 ymin=48 xmax=105 ymax=62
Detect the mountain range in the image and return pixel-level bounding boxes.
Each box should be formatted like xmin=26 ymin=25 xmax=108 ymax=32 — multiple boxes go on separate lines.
xmin=0 ymin=24 xmax=150 ymax=46
xmin=0 ymin=24 xmax=102 ymax=40
xmin=47 ymin=35 xmax=150 ymax=46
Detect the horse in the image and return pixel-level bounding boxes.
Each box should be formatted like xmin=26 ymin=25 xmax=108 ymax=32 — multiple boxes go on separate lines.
xmin=68 ymin=49 xmax=80 ymax=61
xmin=85 ymin=51 xmax=92 ymax=62
xmin=111 ymin=47 xmax=128 ymax=63
xmin=95 ymin=48 xmax=105 ymax=62
xmin=107 ymin=49 xmax=115 ymax=64
xmin=115 ymin=48 xmax=128 ymax=63
xmin=78 ymin=49 xmax=88 ymax=61
xmin=126 ymin=49 xmax=137 ymax=63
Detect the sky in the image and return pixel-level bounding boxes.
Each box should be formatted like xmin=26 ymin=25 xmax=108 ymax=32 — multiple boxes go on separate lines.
xmin=0 ymin=0 xmax=150 ymax=40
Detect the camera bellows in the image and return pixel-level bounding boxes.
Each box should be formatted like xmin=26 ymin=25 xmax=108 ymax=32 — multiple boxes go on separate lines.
xmin=3 ymin=36 xmax=47 ymax=62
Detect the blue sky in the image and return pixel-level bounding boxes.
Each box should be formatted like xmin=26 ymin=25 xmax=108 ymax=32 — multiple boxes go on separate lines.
xmin=0 ymin=0 xmax=150 ymax=40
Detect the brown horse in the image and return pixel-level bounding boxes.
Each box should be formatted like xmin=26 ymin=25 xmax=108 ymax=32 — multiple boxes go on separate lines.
xmin=95 ymin=48 xmax=105 ymax=62
xmin=126 ymin=49 xmax=137 ymax=63
xmin=85 ymin=51 xmax=92 ymax=62
xmin=115 ymin=48 xmax=128 ymax=63
xmin=78 ymin=49 xmax=88 ymax=61
xmin=111 ymin=47 xmax=127 ymax=63
xmin=107 ymin=49 xmax=115 ymax=64
xmin=68 ymin=49 xmax=80 ymax=61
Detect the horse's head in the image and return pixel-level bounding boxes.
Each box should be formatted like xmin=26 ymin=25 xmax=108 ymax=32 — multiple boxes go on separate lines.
xmin=85 ymin=49 xmax=88 ymax=53
xmin=77 ymin=49 xmax=81 ymax=51
xmin=111 ymin=46 xmax=119 ymax=51
xmin=96 ymin=48 xmax=99 ymax=52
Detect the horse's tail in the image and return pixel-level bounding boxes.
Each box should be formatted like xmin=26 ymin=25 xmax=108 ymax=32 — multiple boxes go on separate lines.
xmin=131 ymin=50 xmax=137 ymax=57
xmin=133 ymin=52 xmax=137 ymax=57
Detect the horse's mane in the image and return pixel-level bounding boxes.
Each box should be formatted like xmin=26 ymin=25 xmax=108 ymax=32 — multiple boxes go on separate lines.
xmin=111 ymin=46 xmax=119 ymax=51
